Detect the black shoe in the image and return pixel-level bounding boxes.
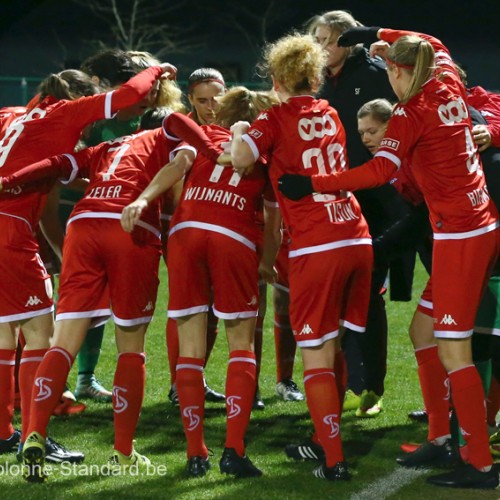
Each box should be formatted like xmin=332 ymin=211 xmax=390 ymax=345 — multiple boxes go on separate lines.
xmin=204 ymin=384 xmax=225 ymax=403
xmin=219 ymin=447 xmax=262 ymax=478
xmin=408 ymin=409 xmax=428 ymax=423
xmin=168 ymin=385 xmax=179 ymax=406
xmin=396 ymin=439 xmax=459 ymax=468
xmin=0 ymin=429 xmax=21 ymax=454
xmin=285 ymin=439 xmax=325 ymax=461
xmin=313 ymin=461 xmax=351 ymax=481
xmin=187 ymin=455 xmax=211 ymax=477
xmin=252 ymin=389 xmax=265 ymax=410
xmin=45 ymin=437 xmax=85 ymax=464
xmin=427 ymin=463 xmax=499 ymax=489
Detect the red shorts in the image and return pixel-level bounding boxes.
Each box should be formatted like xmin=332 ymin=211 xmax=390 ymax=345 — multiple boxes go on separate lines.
xmin=0 ymin=214 xmax=54 ymax=323
xmin=420 ymin=228 xmax=500 ymax=339
xmin=167 ymin=227 xmax=259 ymax=319
xmin=417 ymin=278 xmax=433 ymax=317
xmin=288 ymin=243 xmax=373 ymax=348
xmin=57 ymin=218 xmax=161 ymax=327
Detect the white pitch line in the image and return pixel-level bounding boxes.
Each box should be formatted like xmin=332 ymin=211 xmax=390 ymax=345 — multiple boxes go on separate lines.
xmin=350 ymin=467 xmax=429 ymax=500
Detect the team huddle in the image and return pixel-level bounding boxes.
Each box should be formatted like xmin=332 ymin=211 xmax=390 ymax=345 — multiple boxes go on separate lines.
xmin=0 ymin=8 xmax=499 ymax=490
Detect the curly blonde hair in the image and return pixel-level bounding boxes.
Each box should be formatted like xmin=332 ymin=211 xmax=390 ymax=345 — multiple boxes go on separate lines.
xmin=262 ymin=33 xmax=327 ymax=95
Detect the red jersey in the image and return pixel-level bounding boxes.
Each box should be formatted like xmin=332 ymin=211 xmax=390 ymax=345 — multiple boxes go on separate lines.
xmin=170 ymin=124 xmax=270 ymax=250
xmin=313 ymin=30 xmax=498 ymax=238
xmin=0 ymin=66 xmax=164 ymax=228
xmin=467 ymin=86 xmax=500 ymax=147
xmin=242 ymin=96 xmax=370 ymax=255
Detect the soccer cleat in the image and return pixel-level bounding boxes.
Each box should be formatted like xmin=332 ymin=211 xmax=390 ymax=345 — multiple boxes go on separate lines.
xmin=400 ymin=442 xmax=420 ymax=454
xmin=356 ymin=390 xmax=383 ymax=418
xmin=186 ymin=455 xmax=211 ymax=477
xmin=53 ymin=390 xmax=87 ymax=416
xmin=22 ymin=431 xmax=47 ymax=483
xmin=408 ymin=409 xmax=428 ymax=423
xmin=396 ymin=439 xmax=459 ymax=468
xmin=343 ymin=389 xmax=361 ymax=411
xmin=107 ymin=448 xmax=151 ymax=472
xmin=0 ymin=429 xmax=21 ymax=454
xmin=427 ymin=463 xmax=499 ymax=489
xmin=276 ymin=379 xmax=305 ymax=402
xmin=168 ymin=385 xmax=179 ymax=406
xmin=285 ymin=439 xmax=325 ymax=461
xmin=312 ymin=461 xmax=351 ymax=481
xmin=45 ymin=437 xmax=85 ymax=464
xmin=219 ymin=447 xmax=262 ymax=478
xmin=252 ymin=389 xmax=265 ymax=410
xmin=75 ymin=374 xmax=112 ymax=402
xmin=204 ymin=384 xmax=225 ymax=403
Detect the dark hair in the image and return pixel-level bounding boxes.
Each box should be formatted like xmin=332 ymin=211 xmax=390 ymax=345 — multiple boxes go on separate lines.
xmin=80 ymin=49 xmax=137 ymax=87
xmin=187 ymin=68 xmax=225 ymax=94
xmin=140 ymin=107 xmax=173 ymax=130
xmin=38 ymin=69 xmax=102 ymax=101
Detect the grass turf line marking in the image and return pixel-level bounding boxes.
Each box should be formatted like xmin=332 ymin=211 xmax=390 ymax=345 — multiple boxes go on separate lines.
xmin=350 ymin=468 xmax=428 ymax=500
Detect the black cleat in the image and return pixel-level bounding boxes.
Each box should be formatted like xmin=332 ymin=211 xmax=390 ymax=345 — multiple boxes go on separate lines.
xmin=45 ymin=437 xmax=85 ymax=464
xmin=396 ymin=439 xmax=459 ymax=468
xmin=252 ymin=389 xmax=265 ymax=410
xmin=187 ymin=456 xmax=211 ymax=477
xmin=219 ymin=447 xmax=262 ymax=478
xmin=427 ymin=463 xmax=499 ymax=489
xmin=313 ymin=461 xmax=351 ymax=481
xmin=285 ymin=439 xmax=325 ymax=461
xmin=168 ymin=385 xmax=179 ymax=406
xmin=408 ymin=409 xmax=428 ymax=423
xmin=0 ymin=429 xmax=21 ymax=454
xmin=204 ymin=384 xmax=225 ymax=403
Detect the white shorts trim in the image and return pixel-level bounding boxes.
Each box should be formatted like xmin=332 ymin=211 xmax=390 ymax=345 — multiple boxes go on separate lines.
xmin=212 ymin=307 xmax=258 ymax=320
xmin=289 ymin=238 xmax=372 ymax=258
xmin=56 ymin=309 xmax=111 ymax=321
xmin=112 ymin=313 xmax=153 ymax=327
xmin=168 ymin=304 xmax=209 ymax=318
xmin=169 ymin=221 xmax=256 ymax=251
xmin=434 ymin=329 xmax=473 ymax=339
xmin=433 ymin=221 xmax=499 ymax=240
xmin=340 ymin=319 xmax=365 ymax=333
xmin=296 ymin=329 xmax=339 ymax=348
xmin=0 ymin=306 xmax=54 ymax=324
xmin=418 ymin=298 xmax=433 ymax=310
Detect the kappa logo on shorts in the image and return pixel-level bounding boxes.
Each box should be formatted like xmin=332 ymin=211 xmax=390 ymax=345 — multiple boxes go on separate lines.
xmin=439 ymin=314 xmax=457 ymax=326
xmin=226 ymin=396 xmax=242 ymax=419
xmin=34 ymin=377 xmax=53 ymax=401
xmin=142 ymin=301 xmax=153 ymax=312
xmin=25 ymin=295 xmax=42 ymax=307
xmin=246 ymin=296 xmax=257 ymax=306
xmin=113 ymin=386 xmax=128 ymax=413
xmin=323 ymin=414 xmax=340 ymax=439
xmin=183 ymin=406 xmax=201 ymax=431
xmin=299 ymin=324 xmax=314 ymax=335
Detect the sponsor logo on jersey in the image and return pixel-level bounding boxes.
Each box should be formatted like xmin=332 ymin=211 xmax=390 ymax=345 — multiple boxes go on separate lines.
xmin=393 ymin=107 xmax=407 ymax=117
xmin=248 ymin=129 xmax=263 ymax=139
xmin=439 ymin=314 xmax=457 ymax=326
xmin=25 ymin=295 xmax=42 ymax=307
xmin=298 ymin=115 xmax=337 ymax=141
xmin=437 ymin=97 xmax=468 ymax=125
xmin=227 ymin=395 xmax=242 ymax=419
xmin=380 ymin=138 xmax=400 ymax=151
xmin=143 ymin=301 xmax=153 ymax=312
xmin=34 ymin=377 xmax=53 ymax=401
xmin=323 ymin=414 xmax=340 ymax=438
xmin=112 ymin=386 xmax=128 ymax=413
xmin=183 ymin=406 xmax=201 ymax=431
xmin=299 ymin=324 xmax=314 ymax=335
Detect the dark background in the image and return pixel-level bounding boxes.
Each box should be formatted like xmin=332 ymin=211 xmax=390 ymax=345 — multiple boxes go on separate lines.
xmin=0 ymin=0 xmax=499 ymax=105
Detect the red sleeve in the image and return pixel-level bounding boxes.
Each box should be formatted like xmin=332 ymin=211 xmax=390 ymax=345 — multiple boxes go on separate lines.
xmin=312 ymin=156 xmax=397 ymax=193
xmin=1 ymin=155 xmax=73 ymax=188
xmin=162 ymin=112 xmax=221 ymax=163
xmin=488 ymin=124 xmax=500 ymax=147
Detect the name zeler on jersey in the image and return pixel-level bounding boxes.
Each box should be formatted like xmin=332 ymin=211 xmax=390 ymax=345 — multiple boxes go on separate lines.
xmin=183 ymin=185 xmax=246 ymax=211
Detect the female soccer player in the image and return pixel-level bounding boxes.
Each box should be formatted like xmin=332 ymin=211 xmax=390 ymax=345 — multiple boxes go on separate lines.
xmin=230 ymin=33 xmax=372 ymax=482
xmin=278 ymin=27 xmax=500 ymax=490
xmin=121 ymin=86 xmax=277 ymax=478
xmin=0 ymin=62 xmax=174 ymax=472
xmin=0 ymin=109 xmax=222 ymax=482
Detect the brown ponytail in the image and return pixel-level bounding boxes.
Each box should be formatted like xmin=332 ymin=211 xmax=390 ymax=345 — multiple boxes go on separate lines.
xmin=39 ymin=69 xmax=101 ymax=101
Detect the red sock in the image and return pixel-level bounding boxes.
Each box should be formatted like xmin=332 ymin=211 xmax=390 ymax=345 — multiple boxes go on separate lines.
xmin=176 ymin=357 xmax=207 ymax=458
xmin=225 ymin=350 xmax=256 ymax=456
xmin=166 ymin=318 xmax=179 ymax=385
xmin=254 ymin=317 xmax=264 ymax=383
xmin=304 ymin=369 xmax=343 ymax=467
xmin=205 ymin=308 xmax=219 ymax=364
xmin=449 ymin=365 xmax=492 ymax=469
xmin=27 ymin=347 xmax=73 ymax=438
xmin=274 ymin=313 xmax=296 ymax=382
xmin=0 ymin=349 xmax=16 ymax=439
xmin=113 ymin=352 xmax=146 ymax=456
xmin=415 ymin=346 xmax=450 ymax=441
xmin=19 ymin=348 xmax=47 ymax=440
xmin=487 ymin=376 xmax=500 ymax=427
xmin=334 ymin=350 xmax=347 ymax=410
